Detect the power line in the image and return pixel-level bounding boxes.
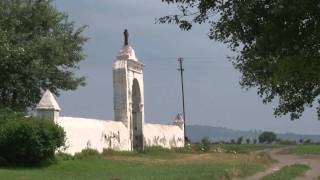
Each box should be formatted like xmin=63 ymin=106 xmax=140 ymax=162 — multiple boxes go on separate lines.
xmin=142 ymin=56 xmax=226 ymax=61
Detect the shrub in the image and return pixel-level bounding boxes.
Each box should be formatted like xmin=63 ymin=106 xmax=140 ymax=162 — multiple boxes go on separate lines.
xmin=304 ymin=139 xmax=312 ymax=145
xmin=0 ymin=115 xmax=65 ymax=166
xmin=142 ymin=146 xmax=170 ymax=153
xmin=278 ymin=139 xmax=296 ymax=145
xmin=196 ymin=137 xmax=211 ymax=152
xmin=102 ymin=148 xmax=138 ymax=156
xmin=172 ymin=147 xmax=193 ymax=153
xmin=218 ymin=144 xmax=244 ymax=153
xmin=0 ymin=156 xmax=8 ymax=166
xmin=56 ymin=152 xmax=74 ymax=161
xmin=74 ymin=148 xmax=100 ymax=159
xmin=0 ymin=106 xmax=25 ymax=125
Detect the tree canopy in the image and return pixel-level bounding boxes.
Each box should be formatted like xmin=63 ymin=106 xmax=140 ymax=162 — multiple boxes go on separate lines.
xmin=258 ymin=131 xmax=277 ymax=144
xmin=0 ymin=0 xmax=87 ymax=111
xmin=160 ymin=0 xmax=320 ymax=120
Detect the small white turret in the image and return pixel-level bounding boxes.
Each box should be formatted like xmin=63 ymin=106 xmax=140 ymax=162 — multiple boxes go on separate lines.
xmin=36 ymin=90 xmax=60 ymax=122
xmin=174 ymin=113 xmax=184 ymax=129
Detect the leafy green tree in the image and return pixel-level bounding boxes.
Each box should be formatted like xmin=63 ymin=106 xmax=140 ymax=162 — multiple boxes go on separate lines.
xmin=236 ymin=136 xmax=243 ymax=144
xmin=259 ymin=131 xmax=277 ymax=144
xmin=160 ymin=0 xmax=320 ymax=120
xmin=246 ymin=138 xmax=250 ymax=144
xmin=253 ymin=139 xmax=257 ymax=144
xmin=0 ymin=0 xmax=87 ymax=111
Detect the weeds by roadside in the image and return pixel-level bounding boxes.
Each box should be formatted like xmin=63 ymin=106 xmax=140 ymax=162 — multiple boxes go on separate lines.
xmin=262 ymin=164 xmax=310 ymax=180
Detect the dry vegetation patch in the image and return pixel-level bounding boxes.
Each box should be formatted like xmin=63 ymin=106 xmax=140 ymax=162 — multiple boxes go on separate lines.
xmin=103 ymin=149 xmax=274 ymax=166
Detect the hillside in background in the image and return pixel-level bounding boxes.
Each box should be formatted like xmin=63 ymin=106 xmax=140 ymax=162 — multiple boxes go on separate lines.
xmin=187 ymin=125 xmax=320 ymax=143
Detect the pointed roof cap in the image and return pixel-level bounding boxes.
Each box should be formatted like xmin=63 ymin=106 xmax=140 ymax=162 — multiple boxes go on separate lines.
xmin=36 ymin=90 xmax=61 ymax=111
xmin=174 ymin=113 xmax=184 ymax=123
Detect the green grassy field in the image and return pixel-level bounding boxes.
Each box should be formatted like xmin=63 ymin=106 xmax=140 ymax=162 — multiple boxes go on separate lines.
xmin=0 ymin=147 xmax=274 ymax=180
xmin=289 ymin=145 xmax=320 ymax=154
xmin=262 ymin=164 xmax=310 ymax=180
xmin=212 ymin=144 xmax=283 ymax=153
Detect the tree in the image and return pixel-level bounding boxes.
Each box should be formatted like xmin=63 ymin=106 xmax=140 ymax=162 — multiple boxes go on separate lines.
xmin=246 ymin=138 xmax=250 ymax=144
xmin=259 ymin=131 xmax=277 ymax=144
xmin=299 ymin=139 xmax=304 ymax=144
xmin=236 ymin=136 xmax=243 ymax=144
xmin=253 ymin=139 xmax=257 ymax=144
xmin=160 ymin=0 xmax=320 ymax=120
xmin=0 ymin=0 xmax=87 ymax=111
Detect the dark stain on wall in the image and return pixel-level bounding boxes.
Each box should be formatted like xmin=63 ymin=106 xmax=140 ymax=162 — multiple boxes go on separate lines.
xmin=103 ymin=131 xmax=121 ymax=148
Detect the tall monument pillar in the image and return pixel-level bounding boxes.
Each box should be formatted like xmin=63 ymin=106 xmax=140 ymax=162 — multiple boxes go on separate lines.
xmin=113 ymin=30 xmax=145 ymax=150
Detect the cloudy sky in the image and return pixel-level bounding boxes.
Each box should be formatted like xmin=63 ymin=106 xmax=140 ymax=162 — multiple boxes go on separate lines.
xmin=54 ymin=0 xmax=319 ymax=135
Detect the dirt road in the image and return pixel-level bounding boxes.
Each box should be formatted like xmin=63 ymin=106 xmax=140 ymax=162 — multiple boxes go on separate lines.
xmin=244 ymin=148 xmax=320 ymax=180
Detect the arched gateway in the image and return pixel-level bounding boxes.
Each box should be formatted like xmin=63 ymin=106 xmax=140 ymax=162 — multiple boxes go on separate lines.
xmin=113 ymin=30 xmax=145 ymax=150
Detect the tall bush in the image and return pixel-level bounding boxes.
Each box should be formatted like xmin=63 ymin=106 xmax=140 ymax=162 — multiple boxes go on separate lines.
xmin=0 ymin=106 xmax=25 ymax=124
xmin=197 ymin=137 xmax=211 ymax=152
xmin=237 ymin=137 xmax=243 ymax=144
xmin=0 ymin=109 xmax=65 ymax=165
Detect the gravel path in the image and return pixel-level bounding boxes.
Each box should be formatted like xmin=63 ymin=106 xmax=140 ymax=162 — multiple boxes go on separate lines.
xmin=244 ymin=148 xmax=320 ymax=180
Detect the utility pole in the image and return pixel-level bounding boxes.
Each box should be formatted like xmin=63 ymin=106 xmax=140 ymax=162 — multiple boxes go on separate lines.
xmin=178 ymin=57 xmax=187 ymax=143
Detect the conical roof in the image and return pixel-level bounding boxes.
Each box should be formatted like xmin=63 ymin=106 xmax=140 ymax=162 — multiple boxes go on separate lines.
xmin=174 ymin=113 xmax=184 ymax=123
xmin=36 ymin=90 xmax=61 ymax=111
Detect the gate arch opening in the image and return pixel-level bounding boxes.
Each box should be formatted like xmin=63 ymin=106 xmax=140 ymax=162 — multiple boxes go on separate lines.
xmin=131 ymin=78 xmax=143 ymax=150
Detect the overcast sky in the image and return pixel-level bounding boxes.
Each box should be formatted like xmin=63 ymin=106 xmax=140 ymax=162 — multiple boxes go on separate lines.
xmin=54 ymin=0 xmax=319 ymax=135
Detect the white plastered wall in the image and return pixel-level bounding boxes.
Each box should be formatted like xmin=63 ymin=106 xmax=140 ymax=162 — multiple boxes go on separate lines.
xmin=56 ymin=117 xmax=184 ymax=155
xmin=143 ymin=123 xmax=184 ymax=148
xmin=57 ymin=117 xmax=131 ymax=155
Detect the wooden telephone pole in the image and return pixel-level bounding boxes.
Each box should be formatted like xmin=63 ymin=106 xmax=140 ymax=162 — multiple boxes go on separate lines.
xmin=178 ymin=57 xmax=187 ymax=143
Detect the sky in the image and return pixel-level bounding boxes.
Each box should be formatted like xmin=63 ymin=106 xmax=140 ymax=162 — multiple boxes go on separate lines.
xmin=53 ymin=0 xmax=319 ymax=135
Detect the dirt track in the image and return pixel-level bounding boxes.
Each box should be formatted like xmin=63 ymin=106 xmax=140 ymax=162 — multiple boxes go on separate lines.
xmin=244 ymin=148 xmax=320 ymax=180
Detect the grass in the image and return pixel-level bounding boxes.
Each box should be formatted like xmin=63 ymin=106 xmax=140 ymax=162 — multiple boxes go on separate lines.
xmin=262 ymin=164 xmax=310 ymax=180
xmin=0 ymin=147 xmax=274 ymax=180
xmin=289 ymin=145 xmax=320 ymax=154
xmin=212 ymin=144 xmax=282 ymax=153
